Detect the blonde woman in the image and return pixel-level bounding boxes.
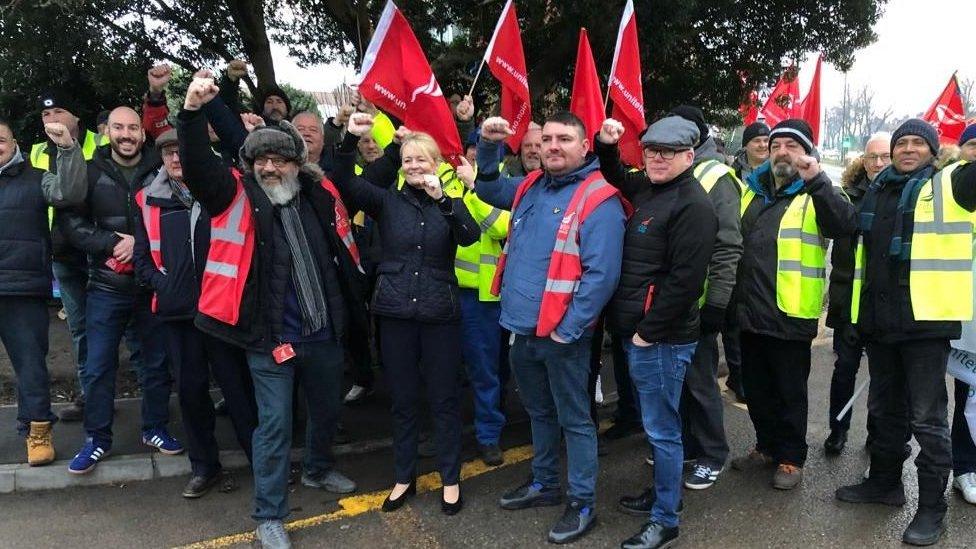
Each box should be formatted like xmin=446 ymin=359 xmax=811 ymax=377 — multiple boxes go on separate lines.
xmin=332 ymin=113 xmax=479 ymax=515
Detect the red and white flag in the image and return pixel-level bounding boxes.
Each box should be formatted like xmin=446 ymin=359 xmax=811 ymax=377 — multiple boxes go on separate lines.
xmin=483 ymin=0 xmax=531 ymax=152
xmin=759 ymin=64 xmax=801 ymax=128
xmin=570 ymin=29 xmax=603 ymax=151
xmin=797 ymin=54 xmax=822 ymax=144
xmin=607 ymin=0 xmax=646 ymax=167
xmin=356 ymin=1 xmax=461 ymax=161
xmin=923 ymin=73 xmax=967 ymax=144
xmin=738 ymin=71 xmax=759 ymax=126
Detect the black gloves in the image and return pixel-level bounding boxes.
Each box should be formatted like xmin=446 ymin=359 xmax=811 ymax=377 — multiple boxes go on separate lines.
xmin=700 ymin=304 xmax=726 ymax=334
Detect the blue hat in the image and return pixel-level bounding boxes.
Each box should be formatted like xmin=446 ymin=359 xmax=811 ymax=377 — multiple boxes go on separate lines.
xmin=959 ymin=124 xmax=976 ymax=146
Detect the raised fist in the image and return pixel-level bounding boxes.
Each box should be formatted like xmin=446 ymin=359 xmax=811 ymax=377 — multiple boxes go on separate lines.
xmin=184 ymin=77 xmax=219 ymax=111
xmin=240 ymin=113 xmax=265 ymax=133
xmin=455 ymin=94 xmax=474 ymax=122
xmin=421 ymin=173 xmax=444 ymax=200
xmin=598 ymin=118 xmax=625 ymax=145
xmin=336 ymin=104 xmax=356 ymax=127
xmin=480 ymin=117 xmax=514 ymax=144
xmin=347 ymin=112 xmax=374 ymax=137
xmin=393 ymin=125 xmax=413 ymax=145
xmin=226 ymin=59 xmax=248 ymax=82
xmin=193 ymin=68 xmax=214 ymax=80
xmin=795 ymin=154 xmax=822 ymax=182
xmin=456 ymin=156 xmax=476 ymax=190
xmin=44 ymin=122 xmax=74 ymax=148
xmin=148 ymin=63 xmax=172 ymax=93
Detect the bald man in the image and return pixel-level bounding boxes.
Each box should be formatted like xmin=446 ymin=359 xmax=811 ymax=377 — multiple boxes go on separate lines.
xmin=60 ymin=106 xmax=183 ymax=474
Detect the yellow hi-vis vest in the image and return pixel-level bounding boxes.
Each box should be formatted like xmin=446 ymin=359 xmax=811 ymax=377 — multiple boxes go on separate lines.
xmin=692 ymin=159 xmax=744 ymax=307
xmin=741 ymin=187 xmax=828 ymax=319
xmin=30 ymin=129 xmax=108 ymax=227
xmin=397 ymin=162 xmax=510 ymax=302
xmin=851 ymin=161 xmax=973 ymax=323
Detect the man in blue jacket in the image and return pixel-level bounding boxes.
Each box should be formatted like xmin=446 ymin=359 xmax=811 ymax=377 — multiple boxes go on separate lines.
xmin=475 ymin=112 xmax=627 ymax=544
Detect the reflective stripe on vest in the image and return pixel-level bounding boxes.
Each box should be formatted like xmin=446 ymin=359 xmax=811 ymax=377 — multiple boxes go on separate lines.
xmin=134 ymin=187 xmax=164 ymax=313
xmin=693 ymin=159 xmax=741 ymax=194
xmin=198 ymin=172 xmax=254 ymax=326
xmin=851 ymin=161 xmax=973 ymax=323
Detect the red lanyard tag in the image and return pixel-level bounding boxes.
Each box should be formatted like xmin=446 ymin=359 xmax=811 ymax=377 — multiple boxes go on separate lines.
xmin=272 ymin=343 xmax=296 ymax=364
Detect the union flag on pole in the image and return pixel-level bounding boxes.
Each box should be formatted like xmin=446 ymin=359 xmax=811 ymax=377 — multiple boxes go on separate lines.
xmin=483 ymin=0 xmax=531 ymax=153
xmin=923 ymin=73 xmax=967 ymax=144
xmin=357 ymin=0 xmax=461 ymax=161
xmin=797 ymin=54 xmax=822 ymax=144
xmin=570 ymin=29 xmax=603 ymax=151
xmin=759 ymin=64 xmax=801 ymax=128
xmin=607 ymin=0 xmax=646 ymax=167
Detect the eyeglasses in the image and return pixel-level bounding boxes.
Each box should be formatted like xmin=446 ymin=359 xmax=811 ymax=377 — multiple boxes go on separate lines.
xmin=254 ymin=156 xmax=289 ymax=169
xmin=642 ymin=148 xmax=688 ymax=160
xmin=160 ymin=149 xmax=180 ymax=158
xmin=864 ymin=153 xmax=891 ymax=163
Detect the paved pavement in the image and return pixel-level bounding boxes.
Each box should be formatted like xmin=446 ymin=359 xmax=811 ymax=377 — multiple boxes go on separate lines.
xmin=3 ymin=330 xmax=976 ymax=547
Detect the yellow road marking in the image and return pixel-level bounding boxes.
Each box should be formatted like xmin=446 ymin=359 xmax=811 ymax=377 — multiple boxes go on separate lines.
xmin=177 ymin=444 xmax=535 ymax=548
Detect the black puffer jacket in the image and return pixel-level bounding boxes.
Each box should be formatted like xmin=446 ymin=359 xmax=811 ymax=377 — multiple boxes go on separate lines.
xmin=826 ymin=170 xmax=869 ymax=329
xmin=59 ymin=146 xmax=161 ymax=295
xmin=0 ymin=155 xmax=50 ymax=297
xmin=333 ymin=132 xmax=479 ymax=323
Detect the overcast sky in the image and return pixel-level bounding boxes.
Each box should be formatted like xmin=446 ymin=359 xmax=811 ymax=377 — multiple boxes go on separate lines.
xmin=272 ymin=0 xmax=971 ymax=117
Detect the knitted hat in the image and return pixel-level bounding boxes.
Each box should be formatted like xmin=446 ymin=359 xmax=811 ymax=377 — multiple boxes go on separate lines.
xmin=255 ymin=86 xmax=293 ymax=117
xmin=641 ymin=116 xmax=699 ymax=149
xmin=768 ymin=119 xmax=815 ymax=154
xmin=891 ymin=118 xmax=939 ymax=155
xmin=959 ymin=124 xmax=976 ymax=146
xmin=668 ymin=104 xmax=709 ymax=145
xmin=37 ymin=89 xmax=77 ymax=115
xmin=741 ymin=122 xmax=770 ymax=147
xmin=240 ymin=120 xmax=307 ymax=167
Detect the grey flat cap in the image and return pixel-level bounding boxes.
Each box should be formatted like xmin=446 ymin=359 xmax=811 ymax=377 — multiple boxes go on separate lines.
xmin=154 ymin=128 xmax=178 ymax=150
xmin=640 ymin=116 xmax=699 ymax=149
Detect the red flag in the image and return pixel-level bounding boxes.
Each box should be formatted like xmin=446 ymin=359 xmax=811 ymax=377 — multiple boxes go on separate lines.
xmin=739 ymin=71 xmax=759 ymax=126
xmin=484 ymin=0 xmax=531 ymax=153
xmin=570 ymin=29 xmax=603 ymax=151
xmin=356 ymin=1 xmax=461 ymax=161
xmin=797 ymin=55 xmax=822 ymax=144
xmin=607 ymin=0 xmax=646 ymax=167
xmin=759 ymin=64 xmax=801 ymax=128
xmin=923 ymin=73 xmax=967 ymax=144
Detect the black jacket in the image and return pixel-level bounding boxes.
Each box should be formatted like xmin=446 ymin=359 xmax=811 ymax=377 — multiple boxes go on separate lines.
xmin=857 ymin=161 xmax=976 ymax=343
xmin=132 ymin=169 xmax=211 ymax=321
xmin=826 ymin=172 xmax=870 ymax=328
xmin=0 ymin=156 xmax=51 ymax=297
xmin=177 ymin=108 xmax=367 ymax=353
xmin=333 ymin=132 xmax=479 ymax=323
xmin=59 ymin=146 xmax=161 ymax=295
xmin=737 ymin=164 xmax=856 ymax=341
xmin=595 ymin=144 xmax=717 ymax=343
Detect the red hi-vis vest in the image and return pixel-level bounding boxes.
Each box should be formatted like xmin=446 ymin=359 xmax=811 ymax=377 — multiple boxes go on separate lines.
xmin=139 ymin=169 xmax=361 ymax=326
xmin=490 ymin=169 xmax=630 ymax=337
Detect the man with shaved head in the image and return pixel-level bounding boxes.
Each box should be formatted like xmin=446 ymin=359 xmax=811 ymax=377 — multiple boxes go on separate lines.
xmin=60 ymin=105 xmax=182 ymax=474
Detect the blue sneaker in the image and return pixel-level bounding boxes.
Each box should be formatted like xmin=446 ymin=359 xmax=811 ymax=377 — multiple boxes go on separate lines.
xmin=142 ymin=428 xmax=184 ymax=455
xmin=68 ymin=439 xmax=110 ymax=474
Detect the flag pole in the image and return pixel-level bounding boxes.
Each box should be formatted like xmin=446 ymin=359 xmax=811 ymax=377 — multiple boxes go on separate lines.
xmin=467 ymin=59 xmax=486 ymax=99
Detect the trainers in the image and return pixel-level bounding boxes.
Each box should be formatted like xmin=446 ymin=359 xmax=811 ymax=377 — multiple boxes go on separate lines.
xmin=548 ymin=500 xmax=596 ymax=544
xmin=835 ymin=478 xmax=906 ymax=506
xmin=255 ymin=519 xmax=292 ymax=549
xmin=68 ymin=439 xmax=110 ymax=474
xmin=142 ymin=428 xmax=184 ymax=455
xmin=772 ymin=463 xmax=803 ymax=490
xmin=595 ymin=375 xmax=604 ymax=405
xmin=499 ymin=479 xmax=562 ymax=510
xmin=731 ymin=448 xmax=774 ymax=471
xmin=301 ymin=469 xmax=357 ymax=494
xmin=343 ymin=384 xmax=373 ymax=404
xmin=26 ymin=421 xmax=55 ymax=466
xmin=58 ymin=396 xmax=85 ymax=422
xmin=953 ymin=473 xmax=976 ymax=504
xmin=479 ymin=443 xmax=504 ymax=467
xmin=684 ymin=463 xmax=721 ymax=490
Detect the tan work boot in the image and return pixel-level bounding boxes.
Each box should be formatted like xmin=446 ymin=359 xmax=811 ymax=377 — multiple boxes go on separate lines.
xmin=26 ymin=421 xmax=55 ymax=466
xmin=773 ymin=463 xmax=803 ymax=490
xmin=730 ymin=447 xmax=775 ymax=471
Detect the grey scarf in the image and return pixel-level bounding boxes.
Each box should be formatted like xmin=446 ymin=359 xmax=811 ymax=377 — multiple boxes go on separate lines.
xmin=279 ymin=198 xmax=329 ymax=335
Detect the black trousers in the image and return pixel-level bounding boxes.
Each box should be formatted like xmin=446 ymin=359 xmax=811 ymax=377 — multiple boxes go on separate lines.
xmin=827 ymin=323 xmax=868 ymax=433
xmin=740 ymin=332 xmax=812 ymax=466
xmin=952 ymin=378 xmax=976 ymax=475
xmin=681 ymin=330 xmax=729 ymax=468
xmin=722 ymin=304 xmax=743 ymax=393
xmin=866 ymin=339 xmax=951 ymax=508
xmin=164 ymin=320 xmax=258 ymax=477
xmin=380 ymin=317 xmax=462 ymax=485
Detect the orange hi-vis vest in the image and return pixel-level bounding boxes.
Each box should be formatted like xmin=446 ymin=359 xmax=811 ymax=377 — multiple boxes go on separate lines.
xmin=138 ymin=169 xmax=360 ymax=326
xmin=490 ymin=169 xmax=630 ymax=337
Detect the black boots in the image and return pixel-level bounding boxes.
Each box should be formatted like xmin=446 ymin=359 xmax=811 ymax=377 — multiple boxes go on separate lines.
xmin=835 ymin=479 xmax=906 ymax=507
xmin=902 ymin=507 xmax=946 ymax=546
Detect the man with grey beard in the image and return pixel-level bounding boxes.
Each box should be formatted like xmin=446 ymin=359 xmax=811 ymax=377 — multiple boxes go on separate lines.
xmin=728 ymin=119 xmax=856 ymax=491
xmin=177 ymin=78 xmax=368 ymax=549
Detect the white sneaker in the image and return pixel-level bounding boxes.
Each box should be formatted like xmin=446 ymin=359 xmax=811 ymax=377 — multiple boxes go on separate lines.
xmin=954 ymin=472 xmax=976 ymax=504
xmin=343 ymin=385 xmax=369 ymax=404
xmin=595 ymin=375 xmax=604 ymax=405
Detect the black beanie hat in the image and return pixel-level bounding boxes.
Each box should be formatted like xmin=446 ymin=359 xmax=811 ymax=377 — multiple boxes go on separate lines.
xmin=37 ymin=89 xmax=77 ymax=115
xmin=891 ymin=118 xmax=940 ymax=156
xmin=769 ymin=119 xmax=815 ymax=154
xmin=255 ymin=86 xmax=293 ymax=116
xmin=669 ymin=104 xmax=709 ymax=146
xmin=741 ymin=122 xmax=770 ymax=147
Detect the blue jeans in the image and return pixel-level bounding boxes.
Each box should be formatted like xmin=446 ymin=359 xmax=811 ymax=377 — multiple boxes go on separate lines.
xmin=510 ymin=334 xmax=596 ymax=505
xmin=0 ymin=297 xmax=57 ymax=435
xmin=52 ymin=261 xmax=88 ymax=392
xmin=83 ymin=289 xmax=171 ymax=444
xmin=247 ymin=339 xmax=344 ymax=521
xmin=459 ymin=289 xmax=505 ymax=445
xmin=626 ymin=340 xmax=698 ymax=529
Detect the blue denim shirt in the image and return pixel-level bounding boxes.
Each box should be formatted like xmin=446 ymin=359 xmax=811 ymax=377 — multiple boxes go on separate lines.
xmin=474 ymin=139 xmax=626 ymax=342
